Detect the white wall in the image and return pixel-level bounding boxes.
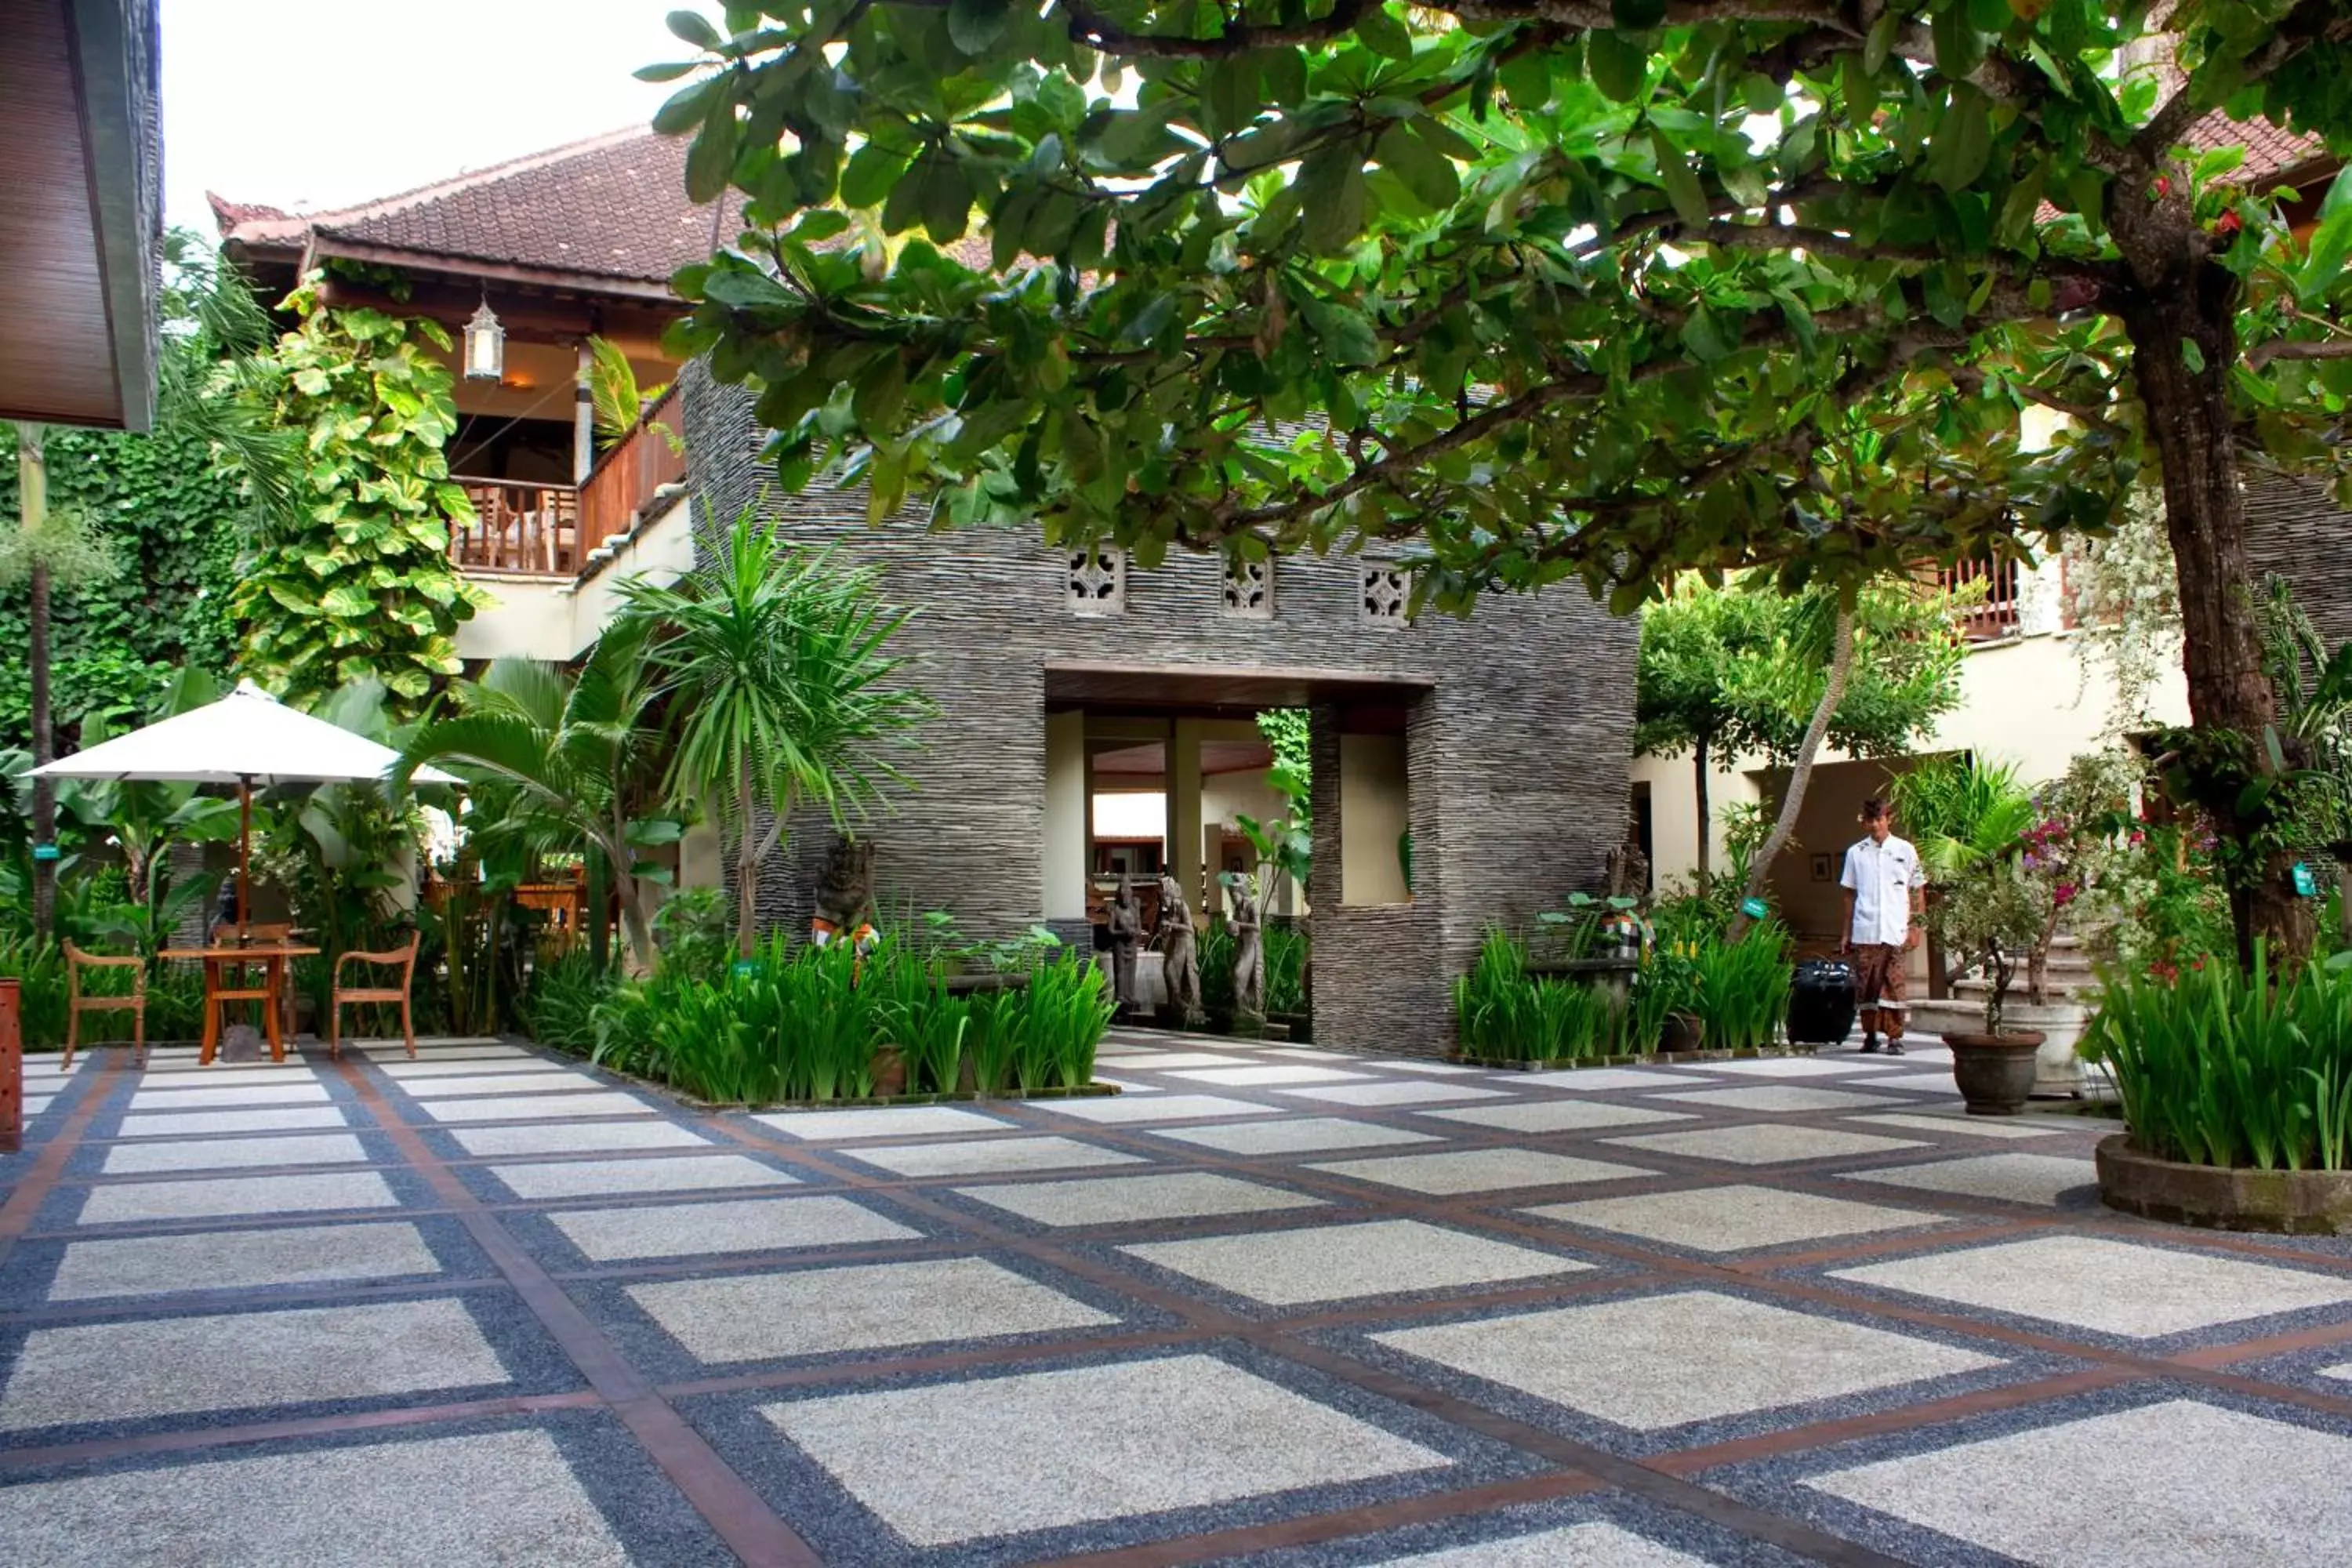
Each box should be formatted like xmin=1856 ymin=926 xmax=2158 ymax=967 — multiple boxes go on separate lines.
xmin=1093 ymin=792 xmax=1165 ymax=838
xmin=454 ymin=495 xmax=695 ymax=662
xmin=1339 ymin=733 xmax=1411 ymax=905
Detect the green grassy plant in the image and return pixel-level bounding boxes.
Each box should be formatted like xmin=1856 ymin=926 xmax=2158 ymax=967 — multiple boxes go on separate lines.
xmin=1454 ymin=930 xmax=1616 ymax=1063
xmin=1265 ymin=922 xmax=1308 ymax=1014
xmin=1689 ymin=923 xmax=1791 ymax=1051
xmin=1014 ymin=954 xmax=1114 ymax=1089
xmin=521 ymin=946 xmax=619 ymax=1056
xmin=967 ymin=989 xmax=1022 ymax=1094
xmin=2083 ymin=944 xmax=2352 ymax=1171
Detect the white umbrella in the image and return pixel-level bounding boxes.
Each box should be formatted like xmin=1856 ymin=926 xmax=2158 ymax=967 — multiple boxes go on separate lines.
xmin=31 ymin=680 xmax=458 ymax=927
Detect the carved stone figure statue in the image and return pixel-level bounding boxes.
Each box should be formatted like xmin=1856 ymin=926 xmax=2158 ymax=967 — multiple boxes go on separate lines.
xmin=1157 ymin=873 xmax=1202 ymax=1026
xmin=1229 ymin=873 xmax=1265 ymax=1022
xmin=809 ymin=836 xmax=877 ymax=951
xmin=1606 ymin=819 xmax=1650 ymax=902
xmin=1105 ymin=874 xmax=1143 ymax=1013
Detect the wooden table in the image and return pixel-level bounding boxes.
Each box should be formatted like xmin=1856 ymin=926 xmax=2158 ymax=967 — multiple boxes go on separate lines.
xmin=161 ymin=943 xmax=320 ymax=1064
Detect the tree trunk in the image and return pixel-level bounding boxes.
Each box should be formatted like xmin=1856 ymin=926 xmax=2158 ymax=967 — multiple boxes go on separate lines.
xmin=613 ymin=865 xmax=655 ymax=975
xmin=1729 ymin=607 xmax=1857 ymax=942
xmin=1691 ymin=733 xmax=1711 ymax=892
xmin=735 ymin=764 xmax=757 ymax=959
xmin=2118 ymin=268 xmax=2310 ymax=966
xmin=18 ymin=423 xmax=54 ymax=941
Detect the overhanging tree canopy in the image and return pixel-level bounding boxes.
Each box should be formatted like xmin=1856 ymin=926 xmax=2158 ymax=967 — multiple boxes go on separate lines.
xmin=652 ymin=0 xmax=2352 ymax=953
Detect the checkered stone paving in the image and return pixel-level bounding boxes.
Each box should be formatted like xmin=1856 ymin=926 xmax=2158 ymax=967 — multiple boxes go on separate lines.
xmin=5 ymin=1029 xmax=2350 ymax=1566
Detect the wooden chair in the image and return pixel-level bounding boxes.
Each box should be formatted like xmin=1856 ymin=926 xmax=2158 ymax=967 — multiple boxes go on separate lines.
xmin=62 ymin=943 xmax=147 ymax=1068
xmin=205 ymin=921 xmax=296 ymax=1063
xmin=327 ymin=931 xmax=421 ymax=1059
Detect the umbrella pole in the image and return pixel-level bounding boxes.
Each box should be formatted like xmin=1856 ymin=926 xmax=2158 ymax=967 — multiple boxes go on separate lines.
xmin=238 ymin=778 xmax=252 ymax=931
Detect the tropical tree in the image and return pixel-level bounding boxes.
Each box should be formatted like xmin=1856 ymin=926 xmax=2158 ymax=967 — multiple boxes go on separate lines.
xmin=1639 ymin=573 xmax=1966 ymax=887
xmin=616 ymin=508 xmax=932 ymax=956
xmin=397 ymin=623 xmax=682 ymax=970
xmin=652 ymin=0 xmax=2352 ymax=964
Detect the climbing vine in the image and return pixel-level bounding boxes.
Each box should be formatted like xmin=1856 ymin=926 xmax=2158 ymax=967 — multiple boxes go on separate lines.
xmin=2063 ymin=485 xmax=2182 ymax=735
xmin=226 ymin=277 xmax=485 ymax=713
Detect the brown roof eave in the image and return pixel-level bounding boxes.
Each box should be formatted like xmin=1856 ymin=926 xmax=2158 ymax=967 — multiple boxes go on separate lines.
xmin=302 ymin=234 xmax=683 ymax=307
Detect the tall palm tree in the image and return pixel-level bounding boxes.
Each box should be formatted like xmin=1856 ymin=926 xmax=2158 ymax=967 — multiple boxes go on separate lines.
xmin=618 ymin=508 xmax=932 ymax=957
xmin=397 ymin=622 xmax=677 ymax=970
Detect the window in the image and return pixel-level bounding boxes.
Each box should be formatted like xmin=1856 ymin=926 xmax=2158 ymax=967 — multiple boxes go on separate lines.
xmin=1221 ymin=555 xmax=1273 ymax=619
xmin=1360 ymin=564 xmax=1412 ymax=628
xmin=1065 ymin=545 xmax=1126 ymax=615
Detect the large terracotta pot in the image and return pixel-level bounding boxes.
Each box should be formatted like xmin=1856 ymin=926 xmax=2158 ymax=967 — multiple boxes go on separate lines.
xmin=1944 ymin=1031 xmax=2045 ymax=1115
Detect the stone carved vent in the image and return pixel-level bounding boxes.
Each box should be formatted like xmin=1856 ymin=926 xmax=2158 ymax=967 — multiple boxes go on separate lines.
xmin=1360 ymin=564 xmax=1413 ymax=627
xmin=1222 ymin=556 xmax=1274 ymax=619
xmin=1065 ymin=545 xmax=1127 ymax=615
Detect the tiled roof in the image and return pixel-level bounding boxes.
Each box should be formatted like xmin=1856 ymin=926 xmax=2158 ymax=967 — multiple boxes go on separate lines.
xmin=2182 ymin=106 xmax=2332 ymax=185
xmin=214 ymin=129 xmax=742 ymax=288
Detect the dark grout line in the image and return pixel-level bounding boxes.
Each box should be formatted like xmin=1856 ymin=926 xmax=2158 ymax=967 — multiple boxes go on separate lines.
xmin=0 ymin=1389 xmax=604 ymax=1473
xmin=0 ymin=1057 xmax=125 ymax=1274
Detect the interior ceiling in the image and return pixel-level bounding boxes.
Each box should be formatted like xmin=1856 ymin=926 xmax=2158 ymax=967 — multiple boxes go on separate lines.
xmin=0 ymin=2 xmax=118 ymax=426
xmin=1092 ymin=739 xmax=1273 ymax=777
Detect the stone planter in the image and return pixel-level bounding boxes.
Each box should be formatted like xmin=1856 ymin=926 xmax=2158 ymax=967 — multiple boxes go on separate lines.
xmin=2096 ymin=1134 xmax=2352 ymax=1235
xmin=2006 ymin=1000 xmax=2090 ymax=1097
xmin=1943 ymin=1031 xmax=2045 ymax=1116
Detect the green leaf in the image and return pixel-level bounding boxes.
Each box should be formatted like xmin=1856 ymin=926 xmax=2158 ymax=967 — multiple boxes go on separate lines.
xmin=1498 ymin=52 xmax=1551 ymax=110
xmin=1377 ymin=122 xmax=1460 ymax=210
xmin=1355 ymin=4 xmax=1413 ymax=60
xmin=840 ymin=144 xmax=908 ymax=209
xmin=1650 ymin=127 xmax=1709 ymax=228
xmin=1299 ymin=147 xmax=1367 ymax=256
xmin=1682 ymin=304 xmax=1734 ymax=363
xmin=1931 ymin=83 xmax=1994 ymax=191
xmin=1586 ymin=30 xmax=1648 ymax=103
xmin=1864 ymin=9 xmax=1898 ymax=73
xmin=1612 ymin=0 xmax=1668 ymax=28
xmin=1933 ymin=4 xmax=1986 ymax=78
xmin=2181 ymin=338 xmax=2207 ymax=372
xmin=946 ymin=0 xmax=1008 ymax=53
xmin=666 ymin=9 xmax=720 ymax=49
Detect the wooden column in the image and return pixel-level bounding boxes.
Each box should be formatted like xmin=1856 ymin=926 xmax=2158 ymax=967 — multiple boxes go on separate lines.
xmin=0 ymin=977 xmax=20 ymax=1152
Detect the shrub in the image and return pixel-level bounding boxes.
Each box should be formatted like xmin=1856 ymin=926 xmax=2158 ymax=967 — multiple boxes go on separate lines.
xmin=2082 ymin=946 xmax=2352 ymax=1171
xmin=521 ymin=946 xmax=619 ymax=1056
xmin=1264 ymin=922 xmax=1308 ymax=1015
xmin=1454 ymin=931 xmax=1615 ymax=1064
xmin=1013 ymin=954 xmax=1115 ymax=1090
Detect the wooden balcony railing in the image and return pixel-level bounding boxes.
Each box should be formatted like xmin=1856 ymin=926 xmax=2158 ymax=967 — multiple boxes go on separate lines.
xmin=450 ymin=386 xmax=688 ymax=579
xmin=449 ymin=479 xmax=579 ymax=575
xmin=579 ymin=385 xmax=687 ymax=570
xmin=1940 ymin=556 xmax=2022 ymax=641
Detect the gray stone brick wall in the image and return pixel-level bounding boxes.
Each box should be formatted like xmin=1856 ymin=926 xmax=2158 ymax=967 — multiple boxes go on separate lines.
xmin=682 ymin=365 xmax=1639 ymax=1053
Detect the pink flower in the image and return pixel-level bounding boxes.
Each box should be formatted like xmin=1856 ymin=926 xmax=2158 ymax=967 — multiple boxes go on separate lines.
xmin=2054 ymin=883 xmax=2077 ymax=906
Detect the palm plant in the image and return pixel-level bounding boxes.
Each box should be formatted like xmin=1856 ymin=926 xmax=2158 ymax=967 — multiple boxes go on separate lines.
xmin=617 ymin=508 xmax=932 ymax=957
xmin=397 ymin=623 xmax=681 ymax=970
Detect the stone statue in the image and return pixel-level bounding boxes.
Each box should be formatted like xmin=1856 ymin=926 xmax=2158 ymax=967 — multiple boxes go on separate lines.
xmin=1157 ymin=872 xmax=1202 ymax=1026
xmin=1105 ymin=874 xmax=1143 ymax=1014
xmin=809 ymin=835 xmax=877 ymax=952
xmin=1606 ymin=822 xmax=1650 ymax=902
xmin=1229 ymin=873 xmax=1266 ymax=1023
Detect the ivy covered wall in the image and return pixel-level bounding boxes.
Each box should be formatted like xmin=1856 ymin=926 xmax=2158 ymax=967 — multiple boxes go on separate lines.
xmin=0 ymin=420 xmax=244 ymax=753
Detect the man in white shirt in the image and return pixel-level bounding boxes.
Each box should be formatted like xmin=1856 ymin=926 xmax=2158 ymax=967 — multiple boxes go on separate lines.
xmin=1839 ymin=797 xmax=1925 ymax=1054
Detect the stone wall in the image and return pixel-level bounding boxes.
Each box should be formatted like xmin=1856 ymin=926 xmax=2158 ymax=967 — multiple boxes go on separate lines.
xmin=683 ymin=365 xmax=1639 ymax=1053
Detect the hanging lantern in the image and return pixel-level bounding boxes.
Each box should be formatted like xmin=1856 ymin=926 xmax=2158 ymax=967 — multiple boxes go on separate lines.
xmin=463 ymin=296 xmax=505 ymax=381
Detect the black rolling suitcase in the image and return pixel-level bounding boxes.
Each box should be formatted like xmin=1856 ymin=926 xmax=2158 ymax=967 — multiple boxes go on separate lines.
xmin=1786 ymin=959 xmax=1857 ymax=1046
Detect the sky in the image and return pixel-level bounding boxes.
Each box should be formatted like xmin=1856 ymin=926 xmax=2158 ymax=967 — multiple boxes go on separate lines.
xmin=159 ymin=0 xmax=689 ymax=236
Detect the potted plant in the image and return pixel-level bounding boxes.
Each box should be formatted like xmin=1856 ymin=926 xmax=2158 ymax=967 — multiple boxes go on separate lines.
xmin=1926 ymin=855 xmax=2046 ymax=1114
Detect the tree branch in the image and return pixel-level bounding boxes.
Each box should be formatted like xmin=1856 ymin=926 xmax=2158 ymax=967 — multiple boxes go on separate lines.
xmin=2246 ymin=337 xmax=2352 ymax=369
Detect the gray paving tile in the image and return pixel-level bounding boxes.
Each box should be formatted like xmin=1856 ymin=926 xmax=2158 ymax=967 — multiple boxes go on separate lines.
xmin=1171 ymin=1064 xmax=1371 ymax=1086
xmin=1100 ymin=1051 xmax=1251 ymax=1069
xmin=1421 ymin=1100 xmax=1697 ymax=1134
xmin=114 ymin=1106 xmax=348 ymax=1138
xmin=761 ymin=1354 xmax=1449 ymax=1545
xmin=488 ymin=1154 xmax=795 ymax=1200
xmin=1847 ymin=1112 xmax=2067 ymax=1139
xmin=1383 ymin=1060 xmax=1489 ymax=1076
xmin=1123 ymin=1218 xmax=1593 ymax=1305
xmin=1310 ymin=1149 xmax=1653 ymax=1196
xmin=1805 ymin=1399 xmax=2352 ymax=1566
xmin=126 ymin=1082 xmax=332 ymax=1111
xmin=23 ymin=1095 xmax=53 ymax=1117
xmin=1842 ymin=1152 xmax=2099 ymax=1207
xmin=1646 ymin=1085 xmax=1912 ymax=1113
xmin=448 ymin=1120 xmax=712 ymax=1156
xmin=47 ymin=1221 xmax=441 ymax=1301
xmin=1036 ymin=1093 xmax=1285 ymax=1124
xmin=397 ymin=1072 xmax=605 ymax=1098
xmin=1375 ymin=1290 xmax=1999 ymax=1430
xmin=416 ymin=1092 xmax=651 ymax=1123
xmin=99 ymin=1133 xmax=368 ymax=1174
xmin=844 ymin=1136 xmax=1145 ymax=1178
xmin=753 ymin=1105 xmax=1017 ymax=1141
xmin=1368 ymin=1521 xmax=1711 ymax=1566
xmin=956 ymin=1171 xmax=1326 ymax=1227
xmin=1149 ymin=1118 xmax=1443 ymax=1156
xmin=1602 ymin=1124 xmax=1929 ymax=1166
xmin=1829 ymin=1235 xmax=2352 ymax=1337
xmin=550 ymin=1196 xmax=919 ymax=1261
xmin=378 ymin=1056 xmax=575 ymax=1078
xmin=1280 ymin=1080 xmax=1512 ymax=1107
xmin=630 ymin=1256 xmax=1115 ymax=1361
xmin=0 ymin=1429 xmax=630 ymax=1566
xmin=1668 ymin=1055 xmax=1907 ymax=1078
xmin=77 ymin=1171 xmax=398 ymax=1225
xmin=1506 ymin=1067 xmax=1695 ymax=1090
xmin=1530 ymin=1184 xmax=1943 ymax=1253
xmin=1861 ymin=1069 xmax=1969 ymax=1092
xmin=0 ymin=1298 xmax=506 ymax=1429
